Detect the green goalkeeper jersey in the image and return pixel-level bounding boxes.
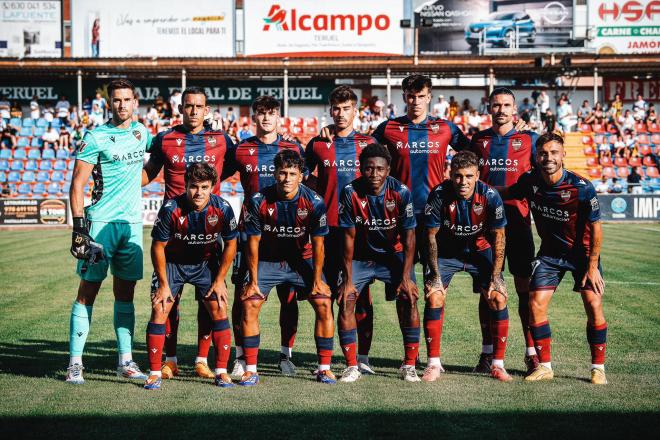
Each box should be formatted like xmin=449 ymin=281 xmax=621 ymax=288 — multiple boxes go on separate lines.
xmin=76 ymin=121 xmax=152 ymax=223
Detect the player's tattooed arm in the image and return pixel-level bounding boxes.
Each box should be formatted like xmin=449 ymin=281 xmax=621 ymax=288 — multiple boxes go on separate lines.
xmin=151 ymin=240 xmax=173 ymax=313
xmin=337 ymin=228 xmax=358 ymax=304
xmin=242 ymin=235 xmax=264 ymax=300
xmin=582 ymin=221 xmax=605 ymax=296
xmin=488 ymin=227 xmax=507 ymax=298
xmin=425 ymin=227 xmax=445 ymax=297
xmin=398 ymin=228 xmax=419 ymax=301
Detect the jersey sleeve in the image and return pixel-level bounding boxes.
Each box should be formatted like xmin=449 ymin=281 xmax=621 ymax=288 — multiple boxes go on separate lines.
xmin=243 ymin=194 xmax=263 ymax=236
xmin=580 ymin=182 xmax=601 ymax=223
xmin=310 ymin=194 xmax=329 ymax=237
xmin=151 ymin=203 xmax=175 ymax=242
xmin=399 ymin=185 xmax=417 ymax=230
xmin=448 ymin=121 xmax=470 ymax=151
xmin=424 ymin=187 xmax=444 ymax=228
xmin=221 ymin=202 xmax=239 ymax=241
xmin=486 ymin=187 xmax=507 ymax=229
xmin=304 ymin=138 xmax=318 ymax=174
xmin=144 ymin=128 xmax=154 ymax=152
xmin=508 ymin=172 xmax=531 ymax=200
xmin=338 ymin=185 xmax=356 ymax=229
xmin=220 ymin=141 xmax=238 ymax=181
xmin=296 ymin=141 xmax=310 ymax=178
xmin=147 ymin=132 xmax=165 ymax=168
xmin=75 ymin=131 xmax=102 ymax=165
xmin=371 ymin=120 xmax=388 ymax=143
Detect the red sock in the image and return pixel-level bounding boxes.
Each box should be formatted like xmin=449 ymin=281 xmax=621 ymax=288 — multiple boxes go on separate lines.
xmin=402 ymin=327 xmax=420 ymax=366
xmin=490 ymin=307 xmax=510 ymax=361
xmin=243 ymin=334 xmax=260 ymax=368
xmin=277 ymin=286 xmax=298 ymax=351
xmin=478 ymin=296 xmax=492 ymax=346
xmin=587 ymin=322 xmax=607 ymax=365
xmin=339 ymin=329 xmax=358 ymax=367
xmin=164 ymin=298 xmax=179 ymax=357
xmin=356 ymin=286 xmax=373 ymax=356
xmin=531 ymin=321 xmax=552 ymax=364
xmin=147 ymin=322 xmax=166 ymax=372
xmin=517 ymin=291 xmax=535 ymax=349
xmin=211 ymin=319 xmax=232 ymax=370
xmin=197 ymin=302 xmax=212 ymax=358
xmin=315 ymin=336 xmax=334 ymax=366
xmin=423 ymin=306 xmax=444 ymax=359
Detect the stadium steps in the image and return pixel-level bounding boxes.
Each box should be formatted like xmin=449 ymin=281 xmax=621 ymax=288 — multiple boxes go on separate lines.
xmin=563 ymin=132 xmax=589 ymax=176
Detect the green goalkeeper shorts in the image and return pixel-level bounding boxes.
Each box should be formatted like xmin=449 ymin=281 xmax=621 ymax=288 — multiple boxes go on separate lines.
xmin=76 ymin=221 xmax=143 ymax=282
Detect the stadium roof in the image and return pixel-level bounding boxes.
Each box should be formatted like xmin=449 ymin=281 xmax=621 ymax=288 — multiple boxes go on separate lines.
xmin=1 ymin=55 xmax=658 ymax=79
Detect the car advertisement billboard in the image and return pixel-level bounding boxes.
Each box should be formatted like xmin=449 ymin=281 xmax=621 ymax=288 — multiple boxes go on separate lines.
xmin=71 ymin=0 xmax=234 ymax=58
xmin=0 ymin=0 xmax=62 ymax=58
xmin=243 ymin=0 xmax=404 ymax=56
xmin=588 ymin=0 xmax=660 ymax=54
xmin=416 ymin=0 xmax=573 ymax=53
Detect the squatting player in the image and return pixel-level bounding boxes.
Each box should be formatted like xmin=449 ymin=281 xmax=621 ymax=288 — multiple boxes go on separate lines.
xmin=423 ymin=151 xmax=511 ymax=382
xmin=469 ymin=87 xmax=539 ymax=374
xmin=223 ymin=95 xmax=306 ymax=377
xmin=145 ymin=163 xmax=238 ymax=390
xmin=502 ymin=132 xmax=608 ymax=384
xmin=66 ymin=79 xmax=150 ymax=384
xmin=143 ymin=86 xmax=235 ymax=380
xmin=305 ymin=85 xmax=377 ymax=374
xmin=239 ymin=149 xmax=335 ymax=385
xmin=337 ymin=144 xmax=420 ymax=383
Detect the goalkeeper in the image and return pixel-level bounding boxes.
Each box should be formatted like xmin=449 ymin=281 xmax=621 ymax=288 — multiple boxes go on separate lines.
xmin=65 ymin=79 xmax=151 ymax=384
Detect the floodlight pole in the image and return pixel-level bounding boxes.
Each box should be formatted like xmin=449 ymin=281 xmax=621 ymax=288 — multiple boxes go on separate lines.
xmin=593 ymin=66 xmax=599 ymax=105
xmin=283 ymin=59 xmax=289 ymax=118
xmin=181 ymin=69 xmax=187 ymax=90
xmin=488 ymin=67 xmax=495 ymax=95
xmin=386 ymin=67 xmax=392 ymax=105
xmin=77 ymin=70 xmax=82 ymax=113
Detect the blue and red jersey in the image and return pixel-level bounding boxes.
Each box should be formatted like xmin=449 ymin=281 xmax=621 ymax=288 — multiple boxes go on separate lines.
xmin=149 ymin=125 xmax=235 ymax=200
xmin=305 ymin=131 xmax=376 ymax=227
xmin=152 ymin=193 xmax=239 ymax=264
xmin=244 ymin=183 xmax=328 ymax=262
xmin=508 ymin=169 xmax=601 ymax=257
xmin=424 ymin=180 xmax=506 ymax=258
xmin=339 ymin=175 xmax=416 ymax=261
xmin=224 ymin=135 xmax=305 ymax=198
xmin=372 ymin=115 xmax=469 ymax=214
xmin=470 ymin=128 xmax=538 ymax=219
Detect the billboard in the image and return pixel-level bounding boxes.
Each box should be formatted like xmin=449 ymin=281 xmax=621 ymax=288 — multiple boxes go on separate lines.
xmin=243 ymin=0 xmax=404 ymax=56
xmin=604 ymin=78 xmax=660 ymax=102
xmin=416 ymin=0 xmax=573 ymax=54
xmin=598 ymin=194 xmax=660 ymax=221
xmin=588 ymin=0 xmax=660 ymax=54
xmin=0 ymin=0 xmax=61 ymax=57
xmin=0 ymin=199 xmax=68 ymax=225
xmin=71 ymin=0 xmax=234 ymax=58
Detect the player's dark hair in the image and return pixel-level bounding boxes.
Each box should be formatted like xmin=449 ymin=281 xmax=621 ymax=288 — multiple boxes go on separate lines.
xmin=274 ymin=149 xmax=305 ymax=172
xmin=181 ymin=86 xmax=207 ymax=104
xmin=489 ymin=87 xmax=516 ymax=102
xmin=107 ymin=79 xmax=136 ymax=98
xmin=252 ymin=95 xmax=281 ymax=114
xmin=450 ymin=150 xmax=479 ymax=170
xmin=401 ymin=74 xmax=432 ymax=93
xmin=185 ymin=162 xmax=218 ymax=187
xmin=536 ymin=131 xmax=564 ymax=150
xmin=329 ymin=85 xmax=358 ymax=106
xmin=359 ymin=143 xmax=391 ymax=168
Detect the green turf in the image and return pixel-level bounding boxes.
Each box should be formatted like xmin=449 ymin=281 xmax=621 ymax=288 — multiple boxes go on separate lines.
xmin=0 ymin=224 xmax=659 ymax=439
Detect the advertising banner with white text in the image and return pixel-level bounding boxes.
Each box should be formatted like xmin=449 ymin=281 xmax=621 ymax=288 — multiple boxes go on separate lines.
xmin=0 ymin=0 xmax=61 ymax=58
xmin=589 ymin=0 xmax=660 ymax=54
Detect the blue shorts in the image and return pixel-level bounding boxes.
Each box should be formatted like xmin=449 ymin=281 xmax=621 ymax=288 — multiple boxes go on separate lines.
xmin=151 ymin=260 xmax=218 ymax=301
xmin=351 ymin=253 xmax=416 ymax=300
xmin=248 ymin=258 xmax=328 ymax=300
xmin=530 ymin=254 xmax=603 ymax=293
xmin=504 ymin=207 xmax=535 ymax=278
xmin=437 ymin=248 xmax=494 ymax=293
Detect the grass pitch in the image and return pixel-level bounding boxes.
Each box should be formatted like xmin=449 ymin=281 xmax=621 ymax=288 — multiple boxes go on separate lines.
xmin=0 ymin=223 xmax=658 ymax=439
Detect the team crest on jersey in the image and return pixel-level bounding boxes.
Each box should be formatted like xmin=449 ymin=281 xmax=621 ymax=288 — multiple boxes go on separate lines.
xmin=385 ymin=199 xmax=396 ymax=212
xmin=267 ymin=208 xmax=275 ymax=216
xmin=249 ymin=148 xmax=255 ymax=155
xmin=560 ymin=190 xmax=571 ymax=201
xmin=207 ymin=214 xmax=218 ymax=226
xmin=473 ymin=203 xmax=483 ymax=215
xmin=297 ymin=208 xmax=308 ymax=219
xmin=430 ymin=124 xmax=439 ymax=134
xmin=358 ymin=141 xmax=368 ymax=148
xmin=512 ymin=138 xmax=523 ymax=151
xmin=360 ymin=200 xmax=368 ymax=208
xmin=209 ymin=136 xmax=217 ymax=146
xmin=133 ymin=130 xmax=141 ymax=141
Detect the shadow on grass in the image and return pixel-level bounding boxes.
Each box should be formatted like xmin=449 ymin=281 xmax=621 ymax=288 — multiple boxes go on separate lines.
xmin=1 ymin=411 xmax=658 ymax=439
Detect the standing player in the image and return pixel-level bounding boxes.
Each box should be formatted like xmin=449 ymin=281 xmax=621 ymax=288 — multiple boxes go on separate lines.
xmin=145 ymin=163 xmax=238 ymax=390
xmin=305 ymin=85 xmax=377 ymax=374
xmin=503 ymin=132 xmax=608 ymax=384
xmin=239 ymin=150 xmax=335 ymax=385
xmin=423 ymin=151 xmax=511 ymax=382
xmin=469 ymin=87 xmax=539 ymax=374
xmin=337 ymin=144 xmax=420 ymax=383
xmin=142 ymin=86 xmax=235 ymax=380
xmin=66 ymin=79 xmax=149 ymax=384
xmin=223 ymin=96 xmax=306 ymax=377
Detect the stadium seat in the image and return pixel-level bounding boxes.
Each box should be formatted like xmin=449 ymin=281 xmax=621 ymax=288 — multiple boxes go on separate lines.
xmin=614 ymin=157 xmax=628 ymax=167
xmin=583 ymin=146 xmax=596 ymax=156
xmin=7 ymin=171 xmax=21 ymax=182
xmin=616 ymin=167 xmax=630 ymax=178
xmin=30 ymin=137 xmax=43 ymax=148
xmin=17 ymin=137 xmax=29 ymax=148
xmin=649 ymin=122 xmax=660 ymax=133
xmin=586 ymin=157 xmax=598 ymax=167
xmin=0 ymin=159 xmax=8 ymax=171
xmin=17 ymin=183 xmax=32 ymax=196
xmin=0 ymin=150 xmax=11 ymax=160
xmin=587 ymin=168 xmax=601 ymax=178
xmin=62 ymin=181 xmax=71 ymax=193
xmin=67 ymin=160 xmax=75 ymax=170
xmin=47 ymin=182 xmax=61 ymax=195
xmin=51 ymin=171 xmax=64 ymax=182
xmin=599 ymin=157 xmax=612 ymax=166
xmin=234 ymin=182 xmax=244 ymax=193
xmin=36 ymin=171 xmax=50 ymax=182
xmin=220 ymin=181 xmax=233 ymax=194
xmin=51 ymin=119 xmax=61 ymax=128
xmin=593 ymin=134 xmax=606 ymax=144
xmin=643 ymin=156 xmax=656 ymax=167
xmin=56 ymin=149 xmax=69 ymax=159
xmin=602 ymin=167 xmax=615 ymax=178
xmin=13 ymin=149 xmax=26 ymax=160
xmin=25 ymin=160 xmax=37 ymax=171
xmin=0 ymin=171 xmax=6 ymax=183
xmin=27 ymin=149 xmax=41 ymax=159
xmin=635 ymin=122 xmax=648 ymax=133
xmin=19 ymin=127 xmax=32 ymax=137
xmin=42 ymin=149 xmax=55 ymax=160
xmin=629 ymin=157 xmax=642 ymax=167
xmin=33 ymin=182 xmax=46 ymax=196
xmin=22 ymin=171 xmax=35 ymax=182
xmin=639 ymin=145 xmax=652 ymax=156
xmin=579 ymin=123 xmax=591 ymax=133
xmin=10 ymin=160 xmax=25 ymax=171
xmin=22 ymin=118 xmax=33 ymax=127
xmin=10 ymin=117 xmax=21 ymax=127
xmin=652 ymin=133 xmax=660 ymax=145
xmin=592 ymin=123 xmax=605 ymax=133
xmin=638 ymin=134 xmax=650 ymax=144
xmin=581 ymin=135 xmax=593 ymax=145
xmin=33 ymin=127 xmax=45 ymax=137
xmin=35 ymin=118 xmax=47 ymax=128
xmin=646 ymin=167 xmax=660 ymax=178
xmin=53 ymin=159 xmax=67 ymax=171
xmin=39 ymin=160 xmax=53 ymax=171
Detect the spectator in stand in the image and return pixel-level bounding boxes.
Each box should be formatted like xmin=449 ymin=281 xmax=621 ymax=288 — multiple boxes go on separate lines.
xmin=610 ymin=93 xmax=623 ymax=120
xmin=620 ymin=109 xmax=635 ymax=132
xmin=30 ymin=95 xmax=40 ymax=120
xmin=211 ymin=107 xmax=223 ymax=130
xmin=598 ymin=137 xmax=611 ymax=160
xmin=10 ymin=101 xmax=22 ymax=119
xmin=627 ymin=167 xmax=643 ymax=194
xmin=543 ymin=108 xmax=557 ymax=133
xmin=169 ymin=89 xmax=182 ymax=118
xmin=518 ymin=97 xmax=534 ymax=116
xmin=82 ymin=97 xmax=92 ymax=114
xmin=585 ymin=102 xmax=605 ymax=126
xmin=611 ymin=134 xmax=626 ymax=158
xmin=633 ymin=93 xmax=647 ymax=119
xmin=461 ymin=99 xmax=471 ymax=116
xmin=239 ymin=123 xmax=254 ymax=141
xmin=609 ymin=177 xmax=623 ymax=194
xmin=538 ymin=90 xmax=550 ymax=115
xmin=1 ymin=124 xmax=17 ymax=149
xmin=477 ymin=96 xmax=489 ymax=116
xmin=43 ymin=102 xmax=55 ymax=123
xmin=449 ymin=96 xmax=459 ymax=120
xmin=56 ymin=95 xmax=71 ymax=125
xmin=433 ymin=95 xmax=449 ymax=119
xmin=92 ymin=92 xmax=107 ymax=118
xmin=72 ymin=124 xmax=85 ymax=149
xmin=595 ymin=176 xmax=610 ymax=194
xmin=80 ymin=110 xmax=91 ymax=128
xmin=646 ymin=106 xmax=656 ymax=125
xmin=145 ymin=101 xmax=160 ymax=132
xmin=557 ymin=96 xmax=574 ymax=132
xmin=0 ymin=94 xmax=10 ymax=122
xmin=224 ymin=106 xmax=236 ymax=131
xmin=58 ymin=125 xmax=71 ymax=151
xmin=90 ymin=102 xmax=104 ymax=126
xmin=68 ymin=105 xmax=80 ymax=127
xmin=386 ymin=103 xmax=397 ymax=119
xmin=467 ymin=108 xmax=481 ymax=134
xmin=41 ymin=123 xmax=59 ymax=150
xmin=577 ymin=100 xmax=592 ymax=122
